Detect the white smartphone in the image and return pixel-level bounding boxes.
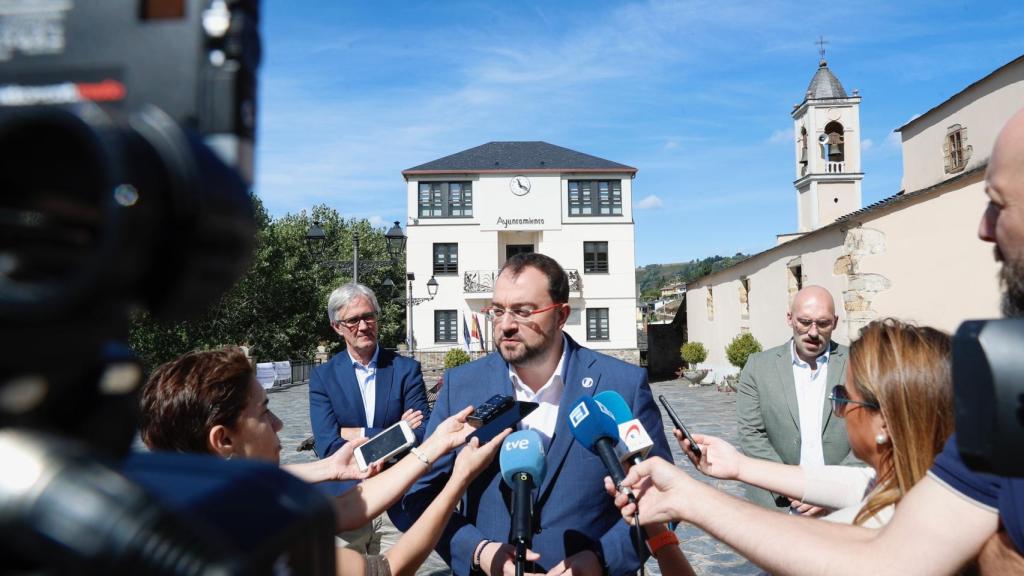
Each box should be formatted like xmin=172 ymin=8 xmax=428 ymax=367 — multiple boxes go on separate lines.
xmin=354 ymin=420 xmax=416 ymax=472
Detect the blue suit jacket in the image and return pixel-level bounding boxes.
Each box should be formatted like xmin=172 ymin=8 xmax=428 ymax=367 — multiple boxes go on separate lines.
xmin=394 ymin=335 xmax=671 ymax=576
xmin=309 ymin=347 xmax=430 ymax=460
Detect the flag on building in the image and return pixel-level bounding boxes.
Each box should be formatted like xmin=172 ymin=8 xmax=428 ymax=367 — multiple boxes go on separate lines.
xmin=462 ymin=315 xmax=472 ymax=351
xmin=470 ymin=312 xmax=482 ymax=350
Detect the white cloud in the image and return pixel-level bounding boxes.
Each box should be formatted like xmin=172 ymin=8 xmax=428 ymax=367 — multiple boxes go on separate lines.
xmin=769 ymin=128 xmax=793 ymax=144
xmin=885 ymin=132 xmax=902 ymax=149
xmin=636 ymin=195 xmax=664 ymax=210
xmin=861 ymin=138 xmax=874 ymax=151
xmin=368 ymin=215 xmax=385 ymax=227
xmin=664 ymin=140 xmax=680 ymax=150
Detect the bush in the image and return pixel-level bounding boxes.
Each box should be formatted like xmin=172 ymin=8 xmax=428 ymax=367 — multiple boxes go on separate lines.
xmin=725 ymin=333 xmax=762 ymax=370
xmin=443 ymin=348 xmax=472 ymax=369
xmin=679 ymin=341 xmax=708 ymax=367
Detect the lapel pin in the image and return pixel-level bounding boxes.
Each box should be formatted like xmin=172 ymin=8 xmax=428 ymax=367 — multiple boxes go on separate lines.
xmin=582 ymin=377 xmax=594 ymax=389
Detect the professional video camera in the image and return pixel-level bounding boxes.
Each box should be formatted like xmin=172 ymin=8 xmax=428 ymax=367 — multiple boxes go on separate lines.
xmin=0 ymin=2 xmax=336 ymax=573
xmin=953 ymin=319 xmax=1024 ymax=477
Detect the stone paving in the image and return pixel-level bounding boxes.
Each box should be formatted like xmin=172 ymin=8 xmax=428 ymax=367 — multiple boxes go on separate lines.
xmin=272 ymin=379 xmax=760 ymax=576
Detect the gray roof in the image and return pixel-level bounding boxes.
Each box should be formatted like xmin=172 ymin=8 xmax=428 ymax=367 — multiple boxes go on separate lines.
xmin=805 ymin=60 xmax=848 ymax=100
xmin=403 ymin=141 xmax=636 ymax=175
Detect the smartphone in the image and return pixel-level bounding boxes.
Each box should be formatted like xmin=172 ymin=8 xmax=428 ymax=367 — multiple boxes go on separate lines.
xmin=354 ymin=420 xmax=416 ymax=472
xmin=467 ymin=401 xmax=539 ymax=444
xmin=658 ymin=395 xmax=701 ymax=460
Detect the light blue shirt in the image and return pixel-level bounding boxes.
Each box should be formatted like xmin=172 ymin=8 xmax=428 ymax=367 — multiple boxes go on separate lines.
xmin=347 ymin=345 xmax=380 ymax=435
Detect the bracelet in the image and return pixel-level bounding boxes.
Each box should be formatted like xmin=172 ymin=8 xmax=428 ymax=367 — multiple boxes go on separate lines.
xmin=647 ymin=530 xmax=679 ymax=555
xmin=473 ymin=539 xmax=491 ymax=570
xmin=409 ymin=447 xmax=431 ymax=468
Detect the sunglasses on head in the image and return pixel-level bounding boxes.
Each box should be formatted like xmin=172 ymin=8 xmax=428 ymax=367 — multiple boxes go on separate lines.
xmin=828 ymin=384 xmax=880 ymax=418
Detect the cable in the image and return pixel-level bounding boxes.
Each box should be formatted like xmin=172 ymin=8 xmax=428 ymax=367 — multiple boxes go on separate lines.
xmin=633 ymin=508 xmax=645 ymax=576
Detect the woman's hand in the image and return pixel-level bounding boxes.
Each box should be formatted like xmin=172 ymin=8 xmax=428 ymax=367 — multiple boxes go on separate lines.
xmin=325 ymin=437 xmax=381 ymax=480
xmin=421 ymin=406 xmax=475 ymax=458
xmin=604 ymin=456 xmax=689 ymax=526
xmin=452 ymin=428 xmax=512 ymax=483
xmin=678 ymin=431 xmax=743 ymax=480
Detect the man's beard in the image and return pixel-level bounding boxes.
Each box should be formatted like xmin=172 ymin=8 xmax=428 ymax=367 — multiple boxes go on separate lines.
xmin=1000 ymin=257 xmax=1024 ymax=317
xmin=497 ymin=333 xmax=549 ymax=367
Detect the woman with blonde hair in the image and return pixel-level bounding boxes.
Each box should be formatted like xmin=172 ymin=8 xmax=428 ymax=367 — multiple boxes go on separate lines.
xmin=678 ymin=318 xmax=954 ymax=527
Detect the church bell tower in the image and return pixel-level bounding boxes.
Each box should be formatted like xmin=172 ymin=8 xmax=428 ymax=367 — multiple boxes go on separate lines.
xmin=791 ymin=41 xmax=863 ymax=232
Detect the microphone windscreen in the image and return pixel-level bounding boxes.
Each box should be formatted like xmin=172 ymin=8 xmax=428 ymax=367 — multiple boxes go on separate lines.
xmin=499 ymin=429 xmax=546 ymax=487
xmin=567 ymin=396 xmax=620 ymax=451
xmin=594 ymin=391 xmax=633 ymax=424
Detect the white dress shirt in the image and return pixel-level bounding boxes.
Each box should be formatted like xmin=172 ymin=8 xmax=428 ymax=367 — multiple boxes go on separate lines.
xmin=791 ymin=341 xmax=830 ymax=466
xmin=508 ymin=335 xmax=569 ymax=449
xmin=347 ymin=346 xmax=380 ymax=436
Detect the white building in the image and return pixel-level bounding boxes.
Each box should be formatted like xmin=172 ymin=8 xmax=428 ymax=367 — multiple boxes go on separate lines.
xmin=402 ymin=141 xmax=641 ymax=364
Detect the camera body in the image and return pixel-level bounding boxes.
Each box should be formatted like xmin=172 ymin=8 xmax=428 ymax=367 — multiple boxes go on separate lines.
xmin=953 ymin=319 xmax=1024 ymax=477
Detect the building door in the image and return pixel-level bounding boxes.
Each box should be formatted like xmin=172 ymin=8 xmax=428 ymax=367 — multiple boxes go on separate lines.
xmin=506 ymin=244 xmax=534 ymax=259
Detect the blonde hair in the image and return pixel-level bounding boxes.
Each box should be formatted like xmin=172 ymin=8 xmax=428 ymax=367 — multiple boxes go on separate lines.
xmin=848 ymin=319 xmax=954 ymax=526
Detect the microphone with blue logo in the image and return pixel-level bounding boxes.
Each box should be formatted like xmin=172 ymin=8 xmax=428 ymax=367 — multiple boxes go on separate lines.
xmin=499 ymin=430 xmax=546 ymax=576
xmin=566 ymin=395 xmax=635 ymax=500
xmin=594 ymin=390 xmax=655 ymax=466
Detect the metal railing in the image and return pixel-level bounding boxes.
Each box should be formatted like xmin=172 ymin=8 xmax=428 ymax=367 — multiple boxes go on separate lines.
xmin=463 ymin=268 xmax=582 ymax=293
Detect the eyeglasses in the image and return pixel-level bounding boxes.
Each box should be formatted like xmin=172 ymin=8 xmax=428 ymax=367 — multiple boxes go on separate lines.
xmin=481 ymin=302 xmax=563 ymax=322
xmin=336 ymin=311 xmax=377 ymax=329
xmin=794 ymin=317 xmax=835 ymax=332
xmin=829 ymin=385 xmax=879 ymax=418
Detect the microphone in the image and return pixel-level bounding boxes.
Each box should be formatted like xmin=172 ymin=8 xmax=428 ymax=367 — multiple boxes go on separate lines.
xmin=499 ymin=430 xmax=546 ymax=576
xmin=566 ymin=396 xmax=634 ymax=497
xmin=594 ymin=391 xmax=654 ymax=465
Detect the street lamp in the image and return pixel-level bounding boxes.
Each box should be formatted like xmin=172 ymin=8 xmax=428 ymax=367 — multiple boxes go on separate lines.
xmin=305 ymin=220 xmax=407 ymax=284
xmin=395 ymin=272 xmax=438 ymax=353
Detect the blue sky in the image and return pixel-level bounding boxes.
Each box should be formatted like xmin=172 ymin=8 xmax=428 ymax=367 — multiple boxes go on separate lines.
xmin=255 ymin=0 xmax=1024 ymax=266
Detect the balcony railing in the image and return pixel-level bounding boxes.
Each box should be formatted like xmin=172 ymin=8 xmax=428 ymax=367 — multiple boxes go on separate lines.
xmin=826 ymin=161 xmax=845 ymax=173
xmin=464 ymin=269 xmax=582 ymax=293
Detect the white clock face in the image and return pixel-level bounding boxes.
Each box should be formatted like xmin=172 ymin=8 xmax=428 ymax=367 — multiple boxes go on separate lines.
xmin=510 ymin=175 xmax=531 ymax=196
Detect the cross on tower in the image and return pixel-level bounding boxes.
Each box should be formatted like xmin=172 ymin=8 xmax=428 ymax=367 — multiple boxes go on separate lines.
xmin=816 ymin=35 xmax=829 ymax=61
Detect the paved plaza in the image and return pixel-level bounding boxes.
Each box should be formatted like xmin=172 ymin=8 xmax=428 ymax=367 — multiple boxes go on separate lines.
xmin=273 ymin=379 xmax=760 ymax=576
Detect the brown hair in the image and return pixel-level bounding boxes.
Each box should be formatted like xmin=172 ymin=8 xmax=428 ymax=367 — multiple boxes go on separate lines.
xmin=848 ymin=319 xmax=954 ymax=526
xmin=139 ymin=347 xmax=254 ymax=454
xmin=499 ymin=252 xmax=570 ymax=304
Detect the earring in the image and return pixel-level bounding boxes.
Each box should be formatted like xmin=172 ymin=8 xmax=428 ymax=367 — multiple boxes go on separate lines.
xmin=226 ymin=452 xmax=234 ymax=461
xmin=875 ymin=432 xmax=888 ymax=445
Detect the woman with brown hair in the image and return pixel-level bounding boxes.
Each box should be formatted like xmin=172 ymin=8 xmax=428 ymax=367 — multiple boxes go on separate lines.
xmin=678 ymin=318 xmax=954 ymax=527
xmin=140 ymin=347 xmax=509 ymax=576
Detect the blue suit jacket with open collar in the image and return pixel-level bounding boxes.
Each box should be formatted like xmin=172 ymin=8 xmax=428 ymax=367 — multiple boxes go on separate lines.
xmin=308 ymin=346 xmax=429 ymax=494
xmin=393 ymin=335 xmax=672 ymax=576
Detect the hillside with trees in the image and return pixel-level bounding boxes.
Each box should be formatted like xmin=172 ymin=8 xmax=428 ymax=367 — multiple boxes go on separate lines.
xmin=636 ymin=253 xmax=750 ymax=302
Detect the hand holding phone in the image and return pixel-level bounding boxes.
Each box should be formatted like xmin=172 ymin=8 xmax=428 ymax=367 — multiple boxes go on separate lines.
xmin=354 ymin=420 xmax=416 ymax=472
xmin=658 ymin=395 xmax=701 ymax=460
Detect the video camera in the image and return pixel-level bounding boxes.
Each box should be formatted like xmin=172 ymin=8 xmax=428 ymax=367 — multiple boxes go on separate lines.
xmin=0 ymin=2 xmax=336 ymax=573
xmin=953 ymin=319 xmax=1024 ymax=477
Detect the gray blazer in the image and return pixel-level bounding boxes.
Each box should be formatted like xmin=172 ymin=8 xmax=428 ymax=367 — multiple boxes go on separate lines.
xmin=736 ymin=339 xmax=857 ymax=510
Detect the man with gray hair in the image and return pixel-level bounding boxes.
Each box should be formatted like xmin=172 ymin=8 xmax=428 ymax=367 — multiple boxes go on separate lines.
xmin=309 ymin=282 xmax=430 ymax=555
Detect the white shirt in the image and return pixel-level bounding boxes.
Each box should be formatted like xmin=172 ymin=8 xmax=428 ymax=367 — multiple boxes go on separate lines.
xmin=508 ymin=335 xmax=569 ymax=449
xmin=791 ymin=340 xmax=830 ymax=466
xmin=347 ymin=346 xmax=380 ymax=436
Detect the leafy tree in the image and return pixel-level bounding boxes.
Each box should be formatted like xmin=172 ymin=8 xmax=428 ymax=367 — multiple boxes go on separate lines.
xmin=129 ymin=199 xmax=405 ymax=371
xmin=680 ymin=341 xmax=708 ymax=367
xmin=443 ymin=348 xmax=472 ymax=369
xmin=725 ymin=333 xmax=762 ymax=370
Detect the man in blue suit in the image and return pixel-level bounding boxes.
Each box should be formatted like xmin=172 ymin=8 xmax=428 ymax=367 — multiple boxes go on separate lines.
xmin=395 ymin=253 xmax=672 ymax=576
xmin=309 ymin=282 xmax=430 ymax=555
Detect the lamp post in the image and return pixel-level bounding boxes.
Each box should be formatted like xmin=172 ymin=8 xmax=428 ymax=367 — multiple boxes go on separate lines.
xmin=395 ymin=272 xmax=438 ymax=353
xmin=305 ymin=220 xmax=407 ymax=283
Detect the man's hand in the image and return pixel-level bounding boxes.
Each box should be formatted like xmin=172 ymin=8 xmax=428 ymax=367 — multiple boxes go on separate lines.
xmin=605 ymin=456 xmax=688 ymax=526
xmin=401 ymin=408 xmax=425 ymax=430
xmin=339 ymin=427 xmax=362 ymax=441
xmin=788 ymin=499 xmax=827 ymax=517
xmin=679 ymin=430 xmax=742 ymax=480
xmin=480 ymin=541 xmax=542 ymax=576
xmin=544 ymin=551 xmax=603 ymax=576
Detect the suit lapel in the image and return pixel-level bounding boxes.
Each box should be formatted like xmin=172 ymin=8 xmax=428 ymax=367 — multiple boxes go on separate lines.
xmin=775 ymin=342 xmax=800 ymax=429
xmin=821 ymin=341 xmax=843 ymax=435
xmin=373 ymin=349 xmax=395 ymax=430
xmin=538 ymin=336 xmax=596 ymax=501
xmin=335 ymin=353 xmax=368 ymax=428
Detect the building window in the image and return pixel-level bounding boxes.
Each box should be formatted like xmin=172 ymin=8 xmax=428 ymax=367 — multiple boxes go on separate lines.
xmin=739 ymin=277 xmax=750 ymax=320
xmin=568 ymin=180 xmax=622 ymax=216
xmin=583 ymin=241 xmax=609 ymax=273
xmin=706 ymin=288 xmax=714 ymax=321
xmin=433 ymin=243 xmax=458 ymax=275
xmin=435 ymin=310 xmax=457 ymax=343
xmin=944 ymin=124 xmax=971 ymax=174
xmin=419 ymin=182 xmax=473 ymax=218
xmin=586 ymin=308 xmax=610 ymax=341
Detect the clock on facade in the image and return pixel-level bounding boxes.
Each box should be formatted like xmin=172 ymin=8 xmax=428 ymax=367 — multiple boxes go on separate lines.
xmin=510 ymin=175 xmax=531 ymax=196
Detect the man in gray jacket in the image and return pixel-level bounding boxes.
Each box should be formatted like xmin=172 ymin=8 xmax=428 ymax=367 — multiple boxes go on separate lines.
xmin=736 ymin=285 xmax=854 ymax=513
